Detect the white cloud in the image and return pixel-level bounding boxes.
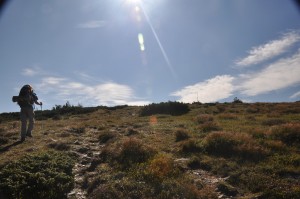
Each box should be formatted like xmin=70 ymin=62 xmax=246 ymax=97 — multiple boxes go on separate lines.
xmin=290 ymin=91 xmax=300 ymax=99
xmin=38 ymin=77 xmax=150 ymax=106
xmin=235 ymin=31 xmax=300 ymax=67
xmin=23 ymin=68 xmax=37 ymax=76
xmin=238 ymin=50 xmax=300 ymax=96
xmin=22 ymin=66 xmax=44 ymax=76
xmin=41 ymin=77 xmax=66 ymax=85
xmin=171 ymin=75 xmax=235 ymax=103
xmin=77 ymin=20 xmax=106 ymax=29
xmin=172 ymin=49 xmax=300 ymax=103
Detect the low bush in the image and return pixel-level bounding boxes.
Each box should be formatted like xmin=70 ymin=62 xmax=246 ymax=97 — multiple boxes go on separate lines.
xmin=187 ymin=156 xmax=202 ymax=169
xmin=140 ymin=101 xmax=190 ymax=116
xmin=229 ymin=169 xmax=300 ymax=198
xmin=262 ymin=118 xmax=286 ymax=126
xmin=175 ymin=129 xmax=190 ymax=142
xmin=117 ymin=138 xmax=155 ymax=169
xmin=217 ymin=182 xmax=238 ymax=197
xmin=198 ymin=121 xmax=221 ymax=133
xmin=98 ymin=131 xmax=116 ymax=144
xmin=0 ymin=151 xmax=74 ymax=199
xmin=47 ymin=142 xmax=71 ymax=151
xmin=181 ymin=139 xmax=202 ymax=154
xmin=203 ymin=131 xmax=268 ymax=161
xmin=194 ymin=114 xmax=214 ymax=124
xmin=145 ymin=154 xmax=178 ymax=181
xmin=271 ymin=123 xmax=300 ymax=147
xmin=218 ymin=113 xmax=238 ymax=120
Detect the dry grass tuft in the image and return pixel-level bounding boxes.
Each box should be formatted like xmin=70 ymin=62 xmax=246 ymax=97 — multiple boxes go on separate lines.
xmin=203 ymin=131 xmax=268 ymax=160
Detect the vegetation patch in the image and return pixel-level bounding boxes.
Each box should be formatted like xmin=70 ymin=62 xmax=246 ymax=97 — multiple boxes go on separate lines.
xmin=198 ymin=121 xmax=222 ymax=133
xmin=271 ymin=123 xmax=300 ymax=147
xmin=47 ymin=141 xmax=71 ymax=151
xmin=0 ymin=151 xmax=75 ymax=199
xmin=0 ymin=136 xmax=9 ymax=146
xmin=98 ymin=131 xmax=116 ymax=144
xmin=1 ymin=102 xmax=299 ymax=198
xmin=116 ymin=138 xmax=156 ymax=169
xmin=181 ymin=139 xmax=202 ymax=154
xmin=203 ymin=131 xmax=268 ymax=161
xmin=140 ymin=101 xmax=190 ymax=116
xmin=194 ymin=114 xmax=214 ymax=124
xmin=175 ymin=128 xmax=190 ymax=142
xmin=262 ymin=118 xmax=286 ymax=126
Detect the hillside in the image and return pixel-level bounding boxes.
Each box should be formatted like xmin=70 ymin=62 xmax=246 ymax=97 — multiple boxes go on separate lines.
xmin=0 ymin=102 xmax=299 ymax=199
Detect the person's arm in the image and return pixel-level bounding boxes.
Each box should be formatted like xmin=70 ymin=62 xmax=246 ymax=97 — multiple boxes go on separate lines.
xmin=35 ymin=101 xmax=42 ymax=106
xmin=32 ymin=93 xmax=42 ymax=105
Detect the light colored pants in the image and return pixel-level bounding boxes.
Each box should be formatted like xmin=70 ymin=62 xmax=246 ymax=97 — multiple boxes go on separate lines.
xmin=20 ymin=106 xmax=35 ymax=138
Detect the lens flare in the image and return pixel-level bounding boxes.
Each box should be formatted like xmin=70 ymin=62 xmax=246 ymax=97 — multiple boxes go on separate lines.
xmin=138 ymin=33 xmax=144 ymax=44
xmin=139 ymin=4 xmax=177 ymax=78
xmin=138 ymin=33 xmax=145 ymax=51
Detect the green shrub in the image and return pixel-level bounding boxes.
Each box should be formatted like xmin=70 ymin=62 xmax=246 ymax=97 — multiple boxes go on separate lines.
xmin=271 ymin=123 xmax=300 ymax=147
xmin=187 ymin=156 xmax=202 ymax=169
xmin=140 ymin=101 xmax=190 ymax=116
xmin=0 ymin=151 xmax=75 ymax=199
xmin=218 ymin=113 xmax=238 ymax=120
xmin=47 ymin=142 xmax=71 ymax=151
xmin=262 ymin=118 xmax=286 ymax=126
xmin=181 ymin=139 xmax=202 ymax=154
xmin=194 ymin=114 xmax=214 ymax=124
xmin=98 ymin=131 xmax=116 ymax=144
xmin=117 ymin=138 xmax=155 ymax=169
xmin=229 ymin=169 xmax=300 ymax=198
xmin=52 ymin=114 xmax=62 ymax=120
xmin=199 ymin=121 xmax=221 ymax=133
xmin=145 ymin=154 xmax=178 ymax=181
xmin=217 ymin=182 xmax=238 ymax=197
xmin=175 ymin=129 xmax=190 ymax=142
xmin=203 ymin=132 xmax=268 ymax=160
xmin=233 ymin=97 xmax=243 ymax=103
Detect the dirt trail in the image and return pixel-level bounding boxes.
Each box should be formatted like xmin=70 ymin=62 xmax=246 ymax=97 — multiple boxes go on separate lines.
xmin=67 ymin=129 xmax=102 ymax=199
xmin=175 ymin=158 xmax=239 ymax=199
xmin=190 ymin=169 xmax=233 ymax=199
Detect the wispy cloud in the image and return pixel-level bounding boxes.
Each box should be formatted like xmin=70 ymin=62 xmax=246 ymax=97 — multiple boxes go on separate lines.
xmin=235 ymin=30 xmax=300 ymax=67
xmin=22 ymin=66 xmax=43 ymax=76
xmin=37 ymin=77 xmax=149 ymax=106
xmin=290 ymin=91 xmax=300 ymax=99
xmin=77 ymin=20 xmax=106 ymax=29
xmin=171 ymin=75 xmax=235 ymax=103
xmin=238 ymin=50 xmax=300 ymax=96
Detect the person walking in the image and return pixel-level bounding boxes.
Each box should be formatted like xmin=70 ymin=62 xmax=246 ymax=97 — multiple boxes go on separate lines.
xmin=16 ymin=84 xmax=42 ymax=142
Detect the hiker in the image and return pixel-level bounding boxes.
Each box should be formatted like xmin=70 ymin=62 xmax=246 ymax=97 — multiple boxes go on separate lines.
xmin=15 ymin=85 xmax=42 ymax=142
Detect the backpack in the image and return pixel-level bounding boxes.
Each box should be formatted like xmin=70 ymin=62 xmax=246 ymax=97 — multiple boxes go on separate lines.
xmin=14 ymin=85 xmax=38 ymax=107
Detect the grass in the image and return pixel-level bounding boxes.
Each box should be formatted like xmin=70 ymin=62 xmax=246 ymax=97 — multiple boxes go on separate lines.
xmin=0 ymin=102 xmax=299 ymax=198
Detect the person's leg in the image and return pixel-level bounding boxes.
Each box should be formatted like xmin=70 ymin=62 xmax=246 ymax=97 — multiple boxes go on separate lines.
xmin=20 ymin=108 xmax=28 ymax=141
xmin=27 ymin=107 xmax=35 ymax=137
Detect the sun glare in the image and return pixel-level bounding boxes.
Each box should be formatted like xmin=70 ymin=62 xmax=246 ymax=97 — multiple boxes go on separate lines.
xmin=126 ymin=0 xmax=141 ymax=4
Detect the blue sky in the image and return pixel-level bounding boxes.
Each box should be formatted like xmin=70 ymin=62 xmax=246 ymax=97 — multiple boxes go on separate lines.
xmin=1 ymin=0 xmax=300 ymax=113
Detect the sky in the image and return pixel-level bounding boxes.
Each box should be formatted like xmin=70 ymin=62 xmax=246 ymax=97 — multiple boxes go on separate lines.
xmin=0 ymin=0 xmax=300 ymax=113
